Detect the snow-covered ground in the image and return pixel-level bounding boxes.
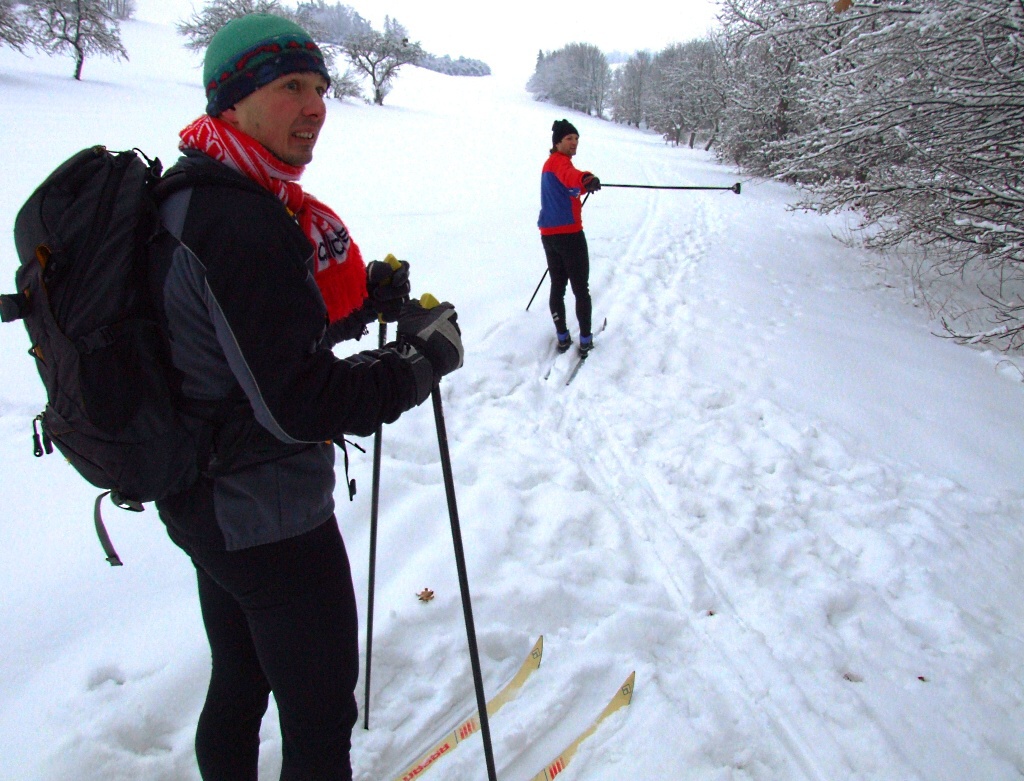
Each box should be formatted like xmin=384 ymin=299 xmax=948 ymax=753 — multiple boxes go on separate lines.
xmin=2 ymin=12 xmax=1024 ymax=781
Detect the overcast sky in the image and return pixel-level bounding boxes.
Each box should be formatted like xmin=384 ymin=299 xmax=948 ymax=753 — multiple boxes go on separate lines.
xmin=137 ymin=0 xmax=721 ymax=78
xmin=352 ymin=0 xmax=721 ymax=66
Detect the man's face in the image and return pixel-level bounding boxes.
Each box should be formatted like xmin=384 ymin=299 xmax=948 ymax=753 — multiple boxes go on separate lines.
xmin=555 ymin=133 xmax=579 ymax=157
xmin=221 ymin=71 xmax=328 ymax=166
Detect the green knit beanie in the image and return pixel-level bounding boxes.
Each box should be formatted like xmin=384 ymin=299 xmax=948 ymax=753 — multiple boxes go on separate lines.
xmin=203 ymin=13 xmax=330 ymax=116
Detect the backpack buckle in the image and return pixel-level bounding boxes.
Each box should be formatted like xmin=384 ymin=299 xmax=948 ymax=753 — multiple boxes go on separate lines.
xmin=110 ymin=490 xmax=144 ymax=513
xmin=77 ymin=326 xmax=116 ymax=355
xmin=0 ymin=292 xmax=27 ymax=323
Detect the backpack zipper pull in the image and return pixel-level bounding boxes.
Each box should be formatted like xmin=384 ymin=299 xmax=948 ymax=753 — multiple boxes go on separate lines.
xmin=31 ymin=414 xmax=53 ymax=457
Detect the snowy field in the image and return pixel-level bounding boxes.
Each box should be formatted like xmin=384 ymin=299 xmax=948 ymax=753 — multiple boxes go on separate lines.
xmin=2 ymin=9 xmax=1024 ymax=781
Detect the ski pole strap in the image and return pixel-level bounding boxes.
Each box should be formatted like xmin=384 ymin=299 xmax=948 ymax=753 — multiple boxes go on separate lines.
xmin=601 ymin=182 xmax=741 ymax=194
xmin=334 ymin=438 xmax=366 ymax=501
xmin=94 ymin=489 xmax=145 ymax=566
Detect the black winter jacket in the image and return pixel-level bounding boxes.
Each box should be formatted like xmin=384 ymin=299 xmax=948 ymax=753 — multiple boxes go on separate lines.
xmin=150 ymin=152 xmax=431 ymax=551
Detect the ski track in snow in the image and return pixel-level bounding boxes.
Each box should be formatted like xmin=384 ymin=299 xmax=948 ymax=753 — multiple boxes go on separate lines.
xmin=354 ymin=148 xmax=1024 ymax=780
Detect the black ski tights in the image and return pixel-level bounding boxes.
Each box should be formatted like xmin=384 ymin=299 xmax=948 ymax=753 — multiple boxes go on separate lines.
xmin=542 ymin=230 xmax=592 ymax=337
xmin=185 ymin=518 xmax=359 ymax=781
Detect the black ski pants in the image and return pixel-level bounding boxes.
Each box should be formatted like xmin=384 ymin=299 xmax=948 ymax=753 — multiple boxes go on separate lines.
xmin=542 ymin=230 xmax=592 ymax=337
xmin=179 ymin=517 xmax=359 ymax=781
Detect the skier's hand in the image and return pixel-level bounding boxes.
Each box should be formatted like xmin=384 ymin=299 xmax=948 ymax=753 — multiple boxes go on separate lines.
xmin=583 ymin=174 xmax=601 ymax=193
xmin=366 ymin=254 xmax=411 ymax=322
xmin=396 ymin=294 xmax=463 ymax=380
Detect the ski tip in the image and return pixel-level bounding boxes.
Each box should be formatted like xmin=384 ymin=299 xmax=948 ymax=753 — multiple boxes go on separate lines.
xmin=621 ymin=671 xmax=636 ymax=696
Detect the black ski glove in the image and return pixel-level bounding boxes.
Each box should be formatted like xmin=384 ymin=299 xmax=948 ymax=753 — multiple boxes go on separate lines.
xmin=320 ymin=301 xmax=377 ymax=348
xmin=396 ymin=295 xmax=463 ymax=380
xmin=582 ymin=174 xmax=601 ymax=193
xmin=320 ymin=255 xmax=411 ymax=348
xmin=391 ymin=341 xmax=435 ymax=407
xmin=366 ymin=254 xmax=411 ymax=323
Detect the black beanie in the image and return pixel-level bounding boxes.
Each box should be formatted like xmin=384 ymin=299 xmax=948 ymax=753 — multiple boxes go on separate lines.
xmin=552 ymin=119 xmax=579 ymax=146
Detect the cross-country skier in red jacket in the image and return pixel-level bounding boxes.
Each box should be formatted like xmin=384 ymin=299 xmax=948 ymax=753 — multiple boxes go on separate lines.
xmin=538 ymin=119 xmax=601 ymax=355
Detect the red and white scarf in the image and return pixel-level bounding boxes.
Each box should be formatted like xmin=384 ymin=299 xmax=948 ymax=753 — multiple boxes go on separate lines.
xmin=179 ymin=115 xmax=367 ymax=322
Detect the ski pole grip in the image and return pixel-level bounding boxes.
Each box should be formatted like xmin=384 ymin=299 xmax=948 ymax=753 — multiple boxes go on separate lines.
xmin=375 ymin=253 xmax=408 ymax=323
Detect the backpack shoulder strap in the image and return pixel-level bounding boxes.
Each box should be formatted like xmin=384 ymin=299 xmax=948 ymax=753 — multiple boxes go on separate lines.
xmin=151 ymin=166 xmax=271 ymax=240
xmin=153 ymin=165 xmax=268 ymax=203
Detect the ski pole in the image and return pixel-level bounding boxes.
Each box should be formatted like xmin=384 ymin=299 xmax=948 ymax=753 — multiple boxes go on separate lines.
xmin=525 ymin=268 xmax=548 ymax=312
xmin=364 ymin=255 xmax=406 ymax=730
xmin=526 ymin=192 xmax=591 ymax=312
xmin=601 ymin=182 xmax=742 ymax=194
xmin=431 ymin=384 xmax=498 ymax=781
xmin=363 ymin=319 xmax=387 ymax=730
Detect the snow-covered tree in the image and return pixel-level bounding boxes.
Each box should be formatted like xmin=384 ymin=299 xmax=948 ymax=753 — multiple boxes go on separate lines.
xmin=644 ymin=45 xmax=690 ymax=145
xmin=341 ymin=16 xmax=422 ymax=106
xmin=679 ymin=36 xmax=726 ymax=149
xmin=419 ymin=53 xmax=490 ymax=77
xmin=610 ymin=50 xmax=653 ymax=128
xmin=294 ymin=0 xmax=370 ymax=45
xmin=608 ymin=39 xmax=725 ymax=146
xmin=177 ymin=0 xmax=291 ymax=51
xmin=527 ymin=42 xmax=610 ymax=117
xmin=99 ymin=0 xmax=133 ymax=20
xmin=0 ymin=0 xmax=30 ymax=50
xmin=715 ymin=0 xmax=813 ymax=173
xmin=641 ymin=39 xmax=726 ymax=148
xmin=23 ymin=0 xmax=128 ymax=80
xmin=325 ymin=64 xmax=361 ymax=100
xmin=722 ymin=0 xmax=1024 ymax=346
xmin=578 ymin=43 xmax=611 ymax=116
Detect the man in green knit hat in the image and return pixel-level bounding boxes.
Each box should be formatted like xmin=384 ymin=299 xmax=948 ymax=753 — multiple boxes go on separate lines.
xmin=150 ymin=12 xmax=464 ymax=781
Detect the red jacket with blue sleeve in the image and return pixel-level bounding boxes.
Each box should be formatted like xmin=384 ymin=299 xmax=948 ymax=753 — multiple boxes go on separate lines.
xmin=538 ymin=151 xmax=592 ymax=236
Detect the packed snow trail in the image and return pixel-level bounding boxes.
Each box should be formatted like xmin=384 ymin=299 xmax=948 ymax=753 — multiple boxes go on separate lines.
xmin=352 ymin=128 xmax=1024 ymax=779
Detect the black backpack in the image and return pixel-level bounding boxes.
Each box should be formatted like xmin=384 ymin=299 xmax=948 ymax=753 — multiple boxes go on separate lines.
xmin=0 ymin=146 xmax=199 ymax=565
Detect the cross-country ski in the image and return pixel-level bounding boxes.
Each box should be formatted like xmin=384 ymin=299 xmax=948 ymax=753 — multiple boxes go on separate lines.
xmin=391 ymin=637 xmax=544 ymax=781
xmin=564 ymin=318 xmax=607 ymax=386
xmin=529 ymin=672 xmax=636 ymax=781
